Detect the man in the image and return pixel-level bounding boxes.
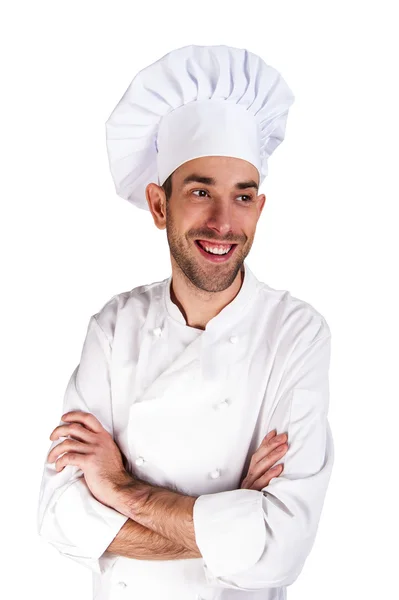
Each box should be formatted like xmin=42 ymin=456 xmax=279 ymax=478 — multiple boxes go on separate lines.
xmin=37 ymin=45 xmax=334 ymax=600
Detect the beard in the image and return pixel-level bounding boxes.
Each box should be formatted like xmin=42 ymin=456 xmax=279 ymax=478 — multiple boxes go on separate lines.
xmin=165 ymin=203 xmax=253 ymax=293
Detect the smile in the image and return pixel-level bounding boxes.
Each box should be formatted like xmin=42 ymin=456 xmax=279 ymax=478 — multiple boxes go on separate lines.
xmin=194 ymin=240 xmax=238 ymax=263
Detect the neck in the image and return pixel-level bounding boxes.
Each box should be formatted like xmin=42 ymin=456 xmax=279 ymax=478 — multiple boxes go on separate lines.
xmin=169 ymin=265 xmax=244 ymax=330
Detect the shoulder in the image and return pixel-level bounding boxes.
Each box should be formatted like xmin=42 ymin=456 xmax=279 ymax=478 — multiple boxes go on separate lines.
xmin=255 ymin=278 xmax=331 ymax=346
xmin=91 ymin=276 xmax=168 ymax=344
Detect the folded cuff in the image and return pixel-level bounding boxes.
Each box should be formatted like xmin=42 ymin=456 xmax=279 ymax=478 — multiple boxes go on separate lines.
xmin=39 ymin=477 xmax=129 ymax=574
xmin=193 ymin=489 xmax=266 ymax=578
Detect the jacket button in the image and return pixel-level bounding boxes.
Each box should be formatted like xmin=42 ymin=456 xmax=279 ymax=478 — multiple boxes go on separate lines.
xmin=135 ymin=456 xmax=145 ymax=466
xmin=215 ymin=399 xmax=229 ymax=410
xmin=210 ymin=469 xmax=221 ymax=479
xmin=229 ymin=335 xmax=238 ymax=344
xmin=153 ymin=327 xmax=163 ymax=337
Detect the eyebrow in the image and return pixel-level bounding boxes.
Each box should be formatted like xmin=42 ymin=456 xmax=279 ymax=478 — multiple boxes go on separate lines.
xmin=182 ymin=174 xmax=259 ymax=191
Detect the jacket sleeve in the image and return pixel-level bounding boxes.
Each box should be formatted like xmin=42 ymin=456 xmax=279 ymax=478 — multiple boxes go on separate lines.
xmin=192 ymin=320 xmax=334 ymax=591
xmin=37 ymin=314 xmax=129 ymax=575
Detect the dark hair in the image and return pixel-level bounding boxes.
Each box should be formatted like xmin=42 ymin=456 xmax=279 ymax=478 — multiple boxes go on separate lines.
xmin=161 ymin=173 xmax=173 ymax=202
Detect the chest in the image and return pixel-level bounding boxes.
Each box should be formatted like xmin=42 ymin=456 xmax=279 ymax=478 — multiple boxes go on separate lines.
xmin=108 ymin=309 xmax=290 ymax=497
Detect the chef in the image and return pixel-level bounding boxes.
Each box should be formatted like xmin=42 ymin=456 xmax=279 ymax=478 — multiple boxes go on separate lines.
xmin=37 ymin=44 xmax=334 ymax=600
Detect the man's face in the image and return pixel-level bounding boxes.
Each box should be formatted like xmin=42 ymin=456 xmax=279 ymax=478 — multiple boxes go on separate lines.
xmin=153 ymin=156 xmax=265 ymax=293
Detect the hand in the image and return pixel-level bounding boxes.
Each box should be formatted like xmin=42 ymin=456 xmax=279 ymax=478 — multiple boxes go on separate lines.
xmin=240 ymin=429 xmax=288 ymax=490
xmin=47 ymin=411 xmax=135 ymax=508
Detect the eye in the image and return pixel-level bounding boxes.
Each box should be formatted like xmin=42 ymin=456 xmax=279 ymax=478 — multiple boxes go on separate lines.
xmin=192 ymin=189 xmax=209 ymax=197
xmin=191 ymin=190 xmax=253 ymax=202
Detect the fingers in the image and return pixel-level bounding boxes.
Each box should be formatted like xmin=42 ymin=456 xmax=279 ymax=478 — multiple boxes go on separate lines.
xmin=47 ymin=438 xmax=91 ymax=465
xmin=242 ymin=430 xmax=289 ymax=490
xmin=49 ymin=422 xmax=96 ymax=443
xmin=251 ymin=463 xmax=284 ymax=490
xmin=241 ymin=453 xmax=285 ymax=490
xmin=60 ymin=411 xmax=104 ymax=434
xmin=259 ymin=429 xmax=284 ymax=449
xmin=54 ymin=451 xmax=87 ymax=472
xmin=262 ymin=429 xmax=278 ymax=444
xmin=255 ymin=439 xmax=288 ymax=473
xmin=241 ymin=458 xmax=284 ymax=490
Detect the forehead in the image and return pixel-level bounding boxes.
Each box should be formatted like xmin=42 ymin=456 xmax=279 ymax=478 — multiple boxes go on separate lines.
xmin=174 ymin=156 xmax=259 ymax=189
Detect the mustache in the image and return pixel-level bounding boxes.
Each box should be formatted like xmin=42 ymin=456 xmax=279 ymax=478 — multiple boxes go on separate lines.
xmin=190 ymin=233 xmax=244 ymax=244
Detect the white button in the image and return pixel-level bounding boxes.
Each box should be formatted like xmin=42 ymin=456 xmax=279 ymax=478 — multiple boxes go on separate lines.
xmin=210 ymin=469 xmax=221 ymax=479
xmin=117 ymin=581 xmax=127 ymax=588
xmin=135 ymin=456 xmax=145 ymax=466
xmin=153 ymin=327 xmax=163 ymax=337
xmin=229 ymin=335 xmax=238 ymax=344
xmin=215 ymin=399 xmax=229 ymax=410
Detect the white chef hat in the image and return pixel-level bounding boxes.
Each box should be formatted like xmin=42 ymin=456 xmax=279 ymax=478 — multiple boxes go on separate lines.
xmin=105 ymin=44 xmax=295 ymax=211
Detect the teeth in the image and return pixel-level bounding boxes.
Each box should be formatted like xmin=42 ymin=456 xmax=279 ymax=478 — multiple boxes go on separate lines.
xmin=204 ymin=244 xmax=231 ymax=255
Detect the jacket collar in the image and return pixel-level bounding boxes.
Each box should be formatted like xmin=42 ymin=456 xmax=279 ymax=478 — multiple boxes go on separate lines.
xmin=163 ymin=261 xmax=260 ymax=333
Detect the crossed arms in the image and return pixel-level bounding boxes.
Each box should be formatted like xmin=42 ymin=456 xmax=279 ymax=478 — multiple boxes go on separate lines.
xmin=37 ymin=313 xmax=334 ymax=589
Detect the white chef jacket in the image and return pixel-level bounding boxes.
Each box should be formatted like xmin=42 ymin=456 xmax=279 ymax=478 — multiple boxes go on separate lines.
xmin=37 ymin=261 xmax=334 ymax=600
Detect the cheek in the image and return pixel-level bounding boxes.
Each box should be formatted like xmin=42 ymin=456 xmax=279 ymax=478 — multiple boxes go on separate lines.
xmin=239 ymin=213 xmax=258 ymax=237
xmin=169 ymin=200 xmax=198 ymax=225
xmin=182 ymin=211 xmax=208 ymax=235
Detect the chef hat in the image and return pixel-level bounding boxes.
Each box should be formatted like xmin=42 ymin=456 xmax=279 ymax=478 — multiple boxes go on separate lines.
xmin=105 ymin=44 xmax=295 ymax=211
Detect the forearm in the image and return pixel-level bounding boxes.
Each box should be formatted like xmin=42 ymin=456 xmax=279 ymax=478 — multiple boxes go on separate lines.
xmin=106 ymin=517 xmax=199 ymax=560
xmin=112 ymin=479 xmax=201 ymax=556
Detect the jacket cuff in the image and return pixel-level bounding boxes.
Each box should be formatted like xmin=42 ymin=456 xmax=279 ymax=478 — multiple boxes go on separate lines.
xmin=193 ymin=489 xmax=265 ymax=578
xmin=39 ymin=476 xmax=129 ymax=574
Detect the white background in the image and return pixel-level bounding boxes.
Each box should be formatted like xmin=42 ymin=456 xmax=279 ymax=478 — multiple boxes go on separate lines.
xmin=1 ymin=1 xmax=398 ymax=598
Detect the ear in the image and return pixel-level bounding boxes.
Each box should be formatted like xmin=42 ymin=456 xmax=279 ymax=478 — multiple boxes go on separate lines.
xmin=257 ymin=193 xmax=266 ymax=217
xmin=145 ymin=183 xmax=167 ymax=230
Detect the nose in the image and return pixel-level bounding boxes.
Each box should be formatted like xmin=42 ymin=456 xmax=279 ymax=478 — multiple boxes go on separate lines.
xmin=205 ymin=199 xmax=234 ymax=237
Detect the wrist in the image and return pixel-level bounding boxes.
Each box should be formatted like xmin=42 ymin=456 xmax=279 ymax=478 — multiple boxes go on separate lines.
xmin=112 ymin=476 xmax=151 ymax=519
